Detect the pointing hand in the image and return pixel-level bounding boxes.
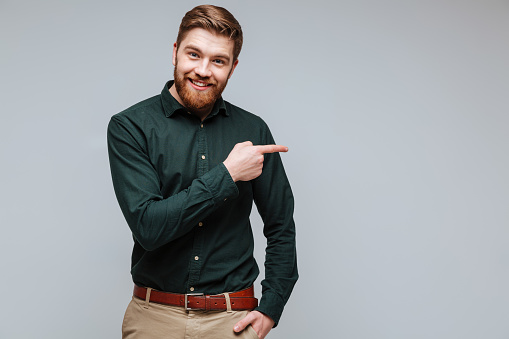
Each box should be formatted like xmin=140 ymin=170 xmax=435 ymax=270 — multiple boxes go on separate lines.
xmin=223 ymin=141 xmax=288 ymax=182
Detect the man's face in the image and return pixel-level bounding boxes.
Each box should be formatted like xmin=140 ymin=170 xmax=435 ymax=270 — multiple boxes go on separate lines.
xmin=172 ymin=28 xmax=238 ymax=115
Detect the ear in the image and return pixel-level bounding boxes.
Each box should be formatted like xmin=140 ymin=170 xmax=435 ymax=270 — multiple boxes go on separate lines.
xmin=228 ymin=59 xmax=239 ymax=79
xmin=172 ymin=42 xmax=177 ymax=66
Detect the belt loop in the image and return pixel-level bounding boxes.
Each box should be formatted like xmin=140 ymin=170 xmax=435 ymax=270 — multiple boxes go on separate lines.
xmin=144 ymin=287 xmax=152 ymax=309
xmin=223 ymin=292 xmax=232 ymax=313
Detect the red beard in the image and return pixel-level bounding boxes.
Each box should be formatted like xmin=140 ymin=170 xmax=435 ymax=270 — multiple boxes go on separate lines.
xmin=173 ymin=64 xmax=228 ymax=115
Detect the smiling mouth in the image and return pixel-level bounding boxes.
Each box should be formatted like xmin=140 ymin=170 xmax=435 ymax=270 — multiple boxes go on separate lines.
xmin=189 ymin=79 xmax=212 ymax=88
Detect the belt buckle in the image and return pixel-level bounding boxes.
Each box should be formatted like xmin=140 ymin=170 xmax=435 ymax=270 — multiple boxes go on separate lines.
xmin=184 ymin=293 xmax=204 ymax=311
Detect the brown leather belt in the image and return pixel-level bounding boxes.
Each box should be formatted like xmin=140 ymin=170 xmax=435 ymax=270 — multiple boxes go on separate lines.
xmin=133 ymin=285 xmax=258 ymax=311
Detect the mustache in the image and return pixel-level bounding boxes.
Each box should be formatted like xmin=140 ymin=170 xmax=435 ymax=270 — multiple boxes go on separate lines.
xmin=189 ymin=75 xmax=214 ymax=83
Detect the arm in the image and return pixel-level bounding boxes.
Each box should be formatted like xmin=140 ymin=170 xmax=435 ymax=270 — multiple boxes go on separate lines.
xmin=107 ymin=116 xmax=238 ymax=251
xmin=230 ymin=129 xmax=298 ymax=335
xmin=251 ymin=129 xmax=298 ymax=327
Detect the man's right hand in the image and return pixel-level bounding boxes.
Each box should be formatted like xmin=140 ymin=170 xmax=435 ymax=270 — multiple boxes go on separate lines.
xmin=223 ymin=141 xmax=288 ymax=182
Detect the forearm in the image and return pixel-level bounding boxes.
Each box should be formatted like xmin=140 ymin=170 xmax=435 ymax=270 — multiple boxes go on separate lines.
xmin=255 ymin=215 xmax=298 ymax=326
xmin=116 ymin=163 xmax=237 ymax=250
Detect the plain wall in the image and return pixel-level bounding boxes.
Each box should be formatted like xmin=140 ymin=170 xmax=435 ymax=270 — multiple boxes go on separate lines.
xmin=1 ymin=0 xmax=508 ymax=338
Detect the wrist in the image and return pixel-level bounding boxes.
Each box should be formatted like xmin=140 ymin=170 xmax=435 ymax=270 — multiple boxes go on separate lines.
xmin=223 ymin=161 xmax=237 ymax=182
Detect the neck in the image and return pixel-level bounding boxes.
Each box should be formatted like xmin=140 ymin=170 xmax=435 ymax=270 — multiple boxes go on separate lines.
xmin=192 ymin=109 xmax=210 ymax=122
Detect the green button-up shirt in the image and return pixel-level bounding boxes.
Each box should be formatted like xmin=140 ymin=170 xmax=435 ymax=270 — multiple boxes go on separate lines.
xmin=107 ymin=81 xmax=297 ymax=325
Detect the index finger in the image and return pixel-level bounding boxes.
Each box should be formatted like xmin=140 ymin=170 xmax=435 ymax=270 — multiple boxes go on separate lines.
xmin=254 ymin=144 xmax=289 ymax=154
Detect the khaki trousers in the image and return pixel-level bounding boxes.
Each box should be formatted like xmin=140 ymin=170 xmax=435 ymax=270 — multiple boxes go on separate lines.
xmin=122 ymin=296 xmax=260 ymax=339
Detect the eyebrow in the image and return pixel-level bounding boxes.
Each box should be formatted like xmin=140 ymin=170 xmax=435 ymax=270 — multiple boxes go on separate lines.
xmin=184 ymin=44 xmax=231 ymax=62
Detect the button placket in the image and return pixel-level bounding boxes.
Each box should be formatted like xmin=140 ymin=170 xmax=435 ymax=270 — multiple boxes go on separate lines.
xmin=197 ymin=121 xmax=209 ymax=177
xmin=188 ymin=120 xmax=208 ymax=292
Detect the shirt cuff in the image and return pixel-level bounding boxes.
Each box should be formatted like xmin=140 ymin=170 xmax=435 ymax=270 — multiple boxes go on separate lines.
xmin=254 ymin=291 xmax=285 ymax=327
xmin=201 ymin=163 xmax=239 ymax=204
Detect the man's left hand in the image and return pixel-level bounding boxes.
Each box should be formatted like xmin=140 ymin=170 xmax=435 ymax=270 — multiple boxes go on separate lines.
xmin=233 ymin=310 xmax=275 ymax=339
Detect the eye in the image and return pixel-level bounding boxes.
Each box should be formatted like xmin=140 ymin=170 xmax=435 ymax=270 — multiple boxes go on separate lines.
xmin=213 ymin=59 xmax=225 ymax=65
xmin=189 ymin=52 xmax=199 ymax=58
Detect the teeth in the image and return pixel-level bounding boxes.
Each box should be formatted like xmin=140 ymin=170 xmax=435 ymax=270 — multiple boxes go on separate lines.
xmin=192 ymin=80 xmax=207 ymax=87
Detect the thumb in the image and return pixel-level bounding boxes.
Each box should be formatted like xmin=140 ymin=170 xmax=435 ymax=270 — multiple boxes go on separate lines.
xmin=233 ymin=313 xmax=254 ymax=333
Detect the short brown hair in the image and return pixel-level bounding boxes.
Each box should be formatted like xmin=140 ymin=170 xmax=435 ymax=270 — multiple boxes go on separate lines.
xmin=176 ymin=5 xmax=243 ymax=62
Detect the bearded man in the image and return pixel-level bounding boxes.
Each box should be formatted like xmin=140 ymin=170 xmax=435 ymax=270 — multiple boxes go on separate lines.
xmin=107 ymin=5 xmax=297 ymax=339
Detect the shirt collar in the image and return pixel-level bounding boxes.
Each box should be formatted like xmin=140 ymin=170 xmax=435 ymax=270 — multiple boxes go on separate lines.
xmin=161 ymin=80 xmax=228 ymax=118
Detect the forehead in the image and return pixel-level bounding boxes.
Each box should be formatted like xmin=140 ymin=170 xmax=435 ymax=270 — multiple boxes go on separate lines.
xmin=179 ymin=28 xmax=234 ymax=57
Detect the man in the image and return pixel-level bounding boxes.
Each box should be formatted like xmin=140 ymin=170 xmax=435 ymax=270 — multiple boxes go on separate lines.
xmin=108 ymin=5 xmax=297 ymax=338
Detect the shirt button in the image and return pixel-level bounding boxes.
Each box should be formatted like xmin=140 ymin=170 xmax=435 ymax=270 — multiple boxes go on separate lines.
xmin=198 ymin=222 xmax=203 ymax=227
xmin=200 ymin=124 xmax=204 ymax=128
xmin=224 ymin=198 xmax=227 ymax=201
xmin=190 ymin=287 xmax=195 ymax=291
xmin=194 ymin=256 xmax=199 ymax=261
xmin=201 ymin=155 xmax=206 ymax=160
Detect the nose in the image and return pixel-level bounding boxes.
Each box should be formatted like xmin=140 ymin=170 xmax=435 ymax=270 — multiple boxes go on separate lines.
xmin=194 ymin=59 xmax=212 ymax=78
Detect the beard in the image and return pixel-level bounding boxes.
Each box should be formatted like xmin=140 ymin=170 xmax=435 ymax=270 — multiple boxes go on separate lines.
xmin=173 ymin=60 xmax=229 ymax=114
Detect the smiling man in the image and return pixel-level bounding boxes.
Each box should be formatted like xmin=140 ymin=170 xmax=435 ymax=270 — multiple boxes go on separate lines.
xmin=171 ymin=28 xmax=235 ymax=117
xmin=108 ymin=5 xmax=297 ymax=339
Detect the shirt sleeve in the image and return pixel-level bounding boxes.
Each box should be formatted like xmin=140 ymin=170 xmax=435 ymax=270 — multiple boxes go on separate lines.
xmin=107 ymin=115 xmax=239 ymax=251
xmin=252 ymin=124 xmax=298 ymax=327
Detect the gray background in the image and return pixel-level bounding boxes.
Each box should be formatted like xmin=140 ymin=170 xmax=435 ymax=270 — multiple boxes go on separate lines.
xmin=1 ymin=0 xmax=508 ymax=338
